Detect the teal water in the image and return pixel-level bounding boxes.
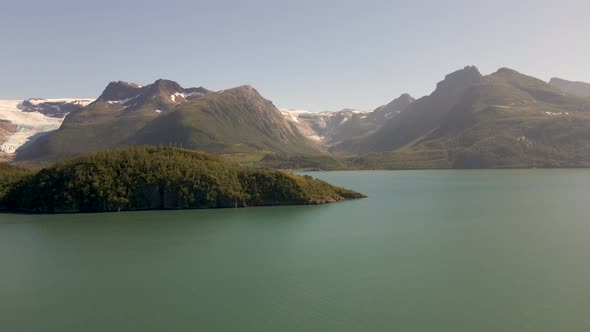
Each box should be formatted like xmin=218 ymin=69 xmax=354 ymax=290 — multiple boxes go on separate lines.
xmin=1 ymin=170 xmax=590 ymax=331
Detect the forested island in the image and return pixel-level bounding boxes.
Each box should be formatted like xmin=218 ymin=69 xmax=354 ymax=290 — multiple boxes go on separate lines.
xmin=0 ymin=147 xmax=365 ymax=213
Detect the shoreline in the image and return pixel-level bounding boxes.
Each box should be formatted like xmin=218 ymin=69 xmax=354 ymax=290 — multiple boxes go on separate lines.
xmin=0 ymin=195 xmax=367 ymax=215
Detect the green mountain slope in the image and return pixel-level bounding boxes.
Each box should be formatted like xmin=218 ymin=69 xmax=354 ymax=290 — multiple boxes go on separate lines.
xmin=15 ymin=81 xmax=320 ymax=165
xmin=15 ymin=80 xmax=206 ymax=163
xmin=1 ymin=147 xmax=365 ymax=213
xmin=128 ymin=85 xmax=318 ymax=155
xmin=333 ymin=66 xmax=482 ymax=154
xmin=347 ymin=67 xmax=590 ymax=169
xmin=549 ymin=77 xmax=590 ymax=97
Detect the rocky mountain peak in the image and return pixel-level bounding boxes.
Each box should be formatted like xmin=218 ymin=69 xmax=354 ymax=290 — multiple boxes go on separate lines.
xmin=373 ymin=93 xmax=415 ymax=118
xmin=96 ymin=81 xmax=143 ymax=102
xmin=92 ymin=79 xmax=211 ymax=114
xmin=147 ymin=79 xmax=184 ymax=94
xmin=435 ymin=66 xmax=482 ymax=92
xmin=490 ymin=67 xmax=536 ymax=82
xmin=388 ymin=93 xmax=415 ymax=108
xmin=223 ymin=85 xmax=258 ymax=96
xmin=397 ymin=93 xmax=414 ymax=102
xmin=495 ymin=67 xmax=519 ymax=74
xmin=220 ymin=85 xmax=272 ymax=107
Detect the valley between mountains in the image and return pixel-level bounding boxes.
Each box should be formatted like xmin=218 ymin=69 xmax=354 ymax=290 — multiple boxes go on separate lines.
xmin=3 ymin=66 xmax=590 ymax=170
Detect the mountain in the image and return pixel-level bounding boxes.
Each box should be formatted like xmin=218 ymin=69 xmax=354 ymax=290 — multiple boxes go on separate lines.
xmin=370 ymin=93 xmax=416 ymax=121
xmin=281 ymin=108 xmax=371 ymax=147
xmin=13 ymin=68 xmax=590 ymax=170
xmin=93 ymin=80 xmax=210 ymax=112
xmin=1 ymin=146 xmax=365 ymax=212
xmin=346 ymin=67 xmax=590 ymax=169
xmin=549 ymin=77 xmax=590 ymax=97
xmin=318 ymin=109 xmax=375 ymax=145
xmin=334 ymin=66 xmax=482 ymax=154
xmin=15 ymin=80 xmax=320 ymax=164
xmin=127 ymin=85 xmax=318 ymax=155
xmin=280 ymin=109 xmax=330 ymax=145
xmin=281 ymin=94 xmax=415 ymax=149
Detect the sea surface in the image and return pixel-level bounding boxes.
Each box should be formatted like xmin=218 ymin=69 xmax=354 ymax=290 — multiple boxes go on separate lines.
xmin=1 ymin=170 xmax=590 ymax=331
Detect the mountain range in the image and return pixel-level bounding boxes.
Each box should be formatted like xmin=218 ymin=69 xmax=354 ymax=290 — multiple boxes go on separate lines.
xmin=4 ymin=68 xmax=590 ymax=169
xmin=14 ymin=81 xmax=321 ymax=164
xmin=344 ymin=67 xmax=590 ymax=168
xmin=549 ymin=77 xmax=590 ymax=97
xmin=281 ymin=93 xmax=415 ymax=149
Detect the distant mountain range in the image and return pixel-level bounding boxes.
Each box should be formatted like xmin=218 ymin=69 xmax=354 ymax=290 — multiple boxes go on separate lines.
xmin=3 ymin=68 xmax=590 ymax=169
xmin=549 ymin=77 xmax=590 ymax=97
xmin=281 ymin=94 xmax=415 ymax=149
xmin=344 ymin=67 xmax=590 ymax=168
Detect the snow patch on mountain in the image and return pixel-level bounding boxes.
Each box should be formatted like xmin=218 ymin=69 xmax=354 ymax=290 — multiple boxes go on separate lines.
xmin=171 ymin=92 xmax=185 ymax=103
xmin=280 ymin=109 xmax=318 ymax=116
xmin=280 ymin=110 xmax=302 ymax=123
xmin=280 ymin=108 xmax=368 ymax=145
xmin=307 ymin=134 xmax=323 ymax=141
xmin=107 ymin=97 xmax=136 ymax=104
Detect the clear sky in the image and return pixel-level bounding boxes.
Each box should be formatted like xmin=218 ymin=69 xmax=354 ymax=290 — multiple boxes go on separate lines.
xmin=1 ymin=0 xmax=589 ymax=110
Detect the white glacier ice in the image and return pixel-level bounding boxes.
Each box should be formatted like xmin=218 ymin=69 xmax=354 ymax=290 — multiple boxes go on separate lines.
xmin=0 ymin=99 xmax=92 ymax=154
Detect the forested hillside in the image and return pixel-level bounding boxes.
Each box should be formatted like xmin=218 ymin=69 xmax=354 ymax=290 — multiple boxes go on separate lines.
xmin=1 ymin=147 xmax=365 ymax=213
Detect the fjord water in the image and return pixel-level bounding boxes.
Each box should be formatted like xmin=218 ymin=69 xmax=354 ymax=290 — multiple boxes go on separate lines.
xmin=1 ymin=170 xmax=590 ymax=331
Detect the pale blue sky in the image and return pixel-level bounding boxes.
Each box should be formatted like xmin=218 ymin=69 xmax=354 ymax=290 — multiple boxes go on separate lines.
xmin=1 ymin=0 xmax=588 ymax=110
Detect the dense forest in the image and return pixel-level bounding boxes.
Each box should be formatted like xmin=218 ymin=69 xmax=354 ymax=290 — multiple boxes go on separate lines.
xmin=0 ymin=163 xmax=32 ymax=201
xmin=0 ymin=146 xmax=365 ymax=213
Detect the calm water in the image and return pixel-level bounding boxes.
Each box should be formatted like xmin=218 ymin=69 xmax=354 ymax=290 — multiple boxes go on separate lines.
xmin=1 ymin=170 xmax=590 ymax=331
